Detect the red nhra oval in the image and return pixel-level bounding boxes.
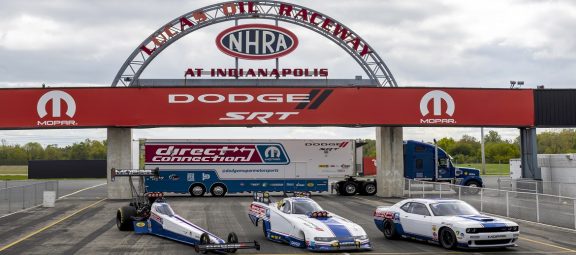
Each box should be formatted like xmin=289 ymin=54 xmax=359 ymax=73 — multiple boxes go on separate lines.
xmin=215 ymin=24 xmax=299 ymax=60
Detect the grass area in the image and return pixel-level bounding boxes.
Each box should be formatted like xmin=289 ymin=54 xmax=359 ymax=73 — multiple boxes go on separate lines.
xmin=0 ymin=175 xmax=28 ymax=180
xmin=456 ymin=163 xmax=509 ymax=176
xmin=0 ymin=166 xmax=28 ymax=180
xmin=0 ymin=165 xmax=28 ymax=175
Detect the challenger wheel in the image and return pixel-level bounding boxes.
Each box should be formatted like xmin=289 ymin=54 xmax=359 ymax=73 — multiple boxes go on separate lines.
xmin=227 ymin=232 xmax=238 ymax=253
xmin=439 ymin=228 xmax=457 ymax=249
xmin=116 ymin=206 xmax=136 ymax=231
xmin=383 ymin=220 xmax=398 ymax=239
xmin=189 ymin=184 xmax=206 ymax=197
xmin=210 ymin=184 xmax=227 ymax=197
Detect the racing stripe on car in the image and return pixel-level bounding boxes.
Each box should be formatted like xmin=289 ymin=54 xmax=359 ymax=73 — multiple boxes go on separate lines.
xmin=314 ymin=218 xmax=352 ymax=238
xmin=458 ymin=215 xmax=508 ymax=228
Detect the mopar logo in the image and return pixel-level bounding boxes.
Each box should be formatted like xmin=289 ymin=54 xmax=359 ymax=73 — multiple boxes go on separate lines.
xmin=36 ymin=90 xmax=78 ymax=126
xmin=216 ymin=24 xmax=298 ymax=60
xmin=419 ymin=90 xmax=456 ymax=124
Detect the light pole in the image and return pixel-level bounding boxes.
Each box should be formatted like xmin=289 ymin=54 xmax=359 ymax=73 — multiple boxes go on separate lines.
xmin=481 ymin=127 xmax=486 ymax=175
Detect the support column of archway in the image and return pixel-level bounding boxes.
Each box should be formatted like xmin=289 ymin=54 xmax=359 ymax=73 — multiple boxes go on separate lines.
xmin=376 ymin=127 xmax=404 ymax=197
xmin=107 ymin=127 xmax=133 ymax=199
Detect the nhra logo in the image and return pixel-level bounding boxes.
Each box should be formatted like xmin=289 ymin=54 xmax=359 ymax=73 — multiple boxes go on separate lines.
xmin=419 ymin=90 xmax=456 ymax=124
xmin=36 ymin=90 xmax=78 ymax=127
xmin=145 ymin=143 xmax=290 ymax=165
xmin=216 ymin=24 xmax=298 ymax=60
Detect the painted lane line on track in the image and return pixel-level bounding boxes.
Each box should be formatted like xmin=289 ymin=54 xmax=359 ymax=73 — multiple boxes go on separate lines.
xmin=59 ymin=182 xmax=107 ymax=199
xmin=0 ymin=182 xmax=107 ymax=220
xmin=519 ymin=236 xmax=576 ymax=253
xmin=0 ymin=198 xmax=106 ymax=252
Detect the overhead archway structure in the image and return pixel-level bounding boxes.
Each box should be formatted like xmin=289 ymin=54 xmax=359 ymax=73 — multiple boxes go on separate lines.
xmin=112 ymin=0 xmax=397 ymax=87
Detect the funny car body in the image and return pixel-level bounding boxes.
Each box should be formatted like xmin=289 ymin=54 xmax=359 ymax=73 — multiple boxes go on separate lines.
xmin=374 ymin=198 xmax=519 ymax=249
xmin=248 ymin=192 xmax=371 ymax=251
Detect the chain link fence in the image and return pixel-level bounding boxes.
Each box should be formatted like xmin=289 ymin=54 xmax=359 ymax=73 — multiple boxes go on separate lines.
xmin=0 ymin=181 xmax=59 ymax=215
xmin=405 ymin=179 xmax=576 ymax=230
xmin=496 ymin=177 xmax=576 ymax=198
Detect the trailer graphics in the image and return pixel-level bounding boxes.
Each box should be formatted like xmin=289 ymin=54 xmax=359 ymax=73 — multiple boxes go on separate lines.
xmin=145 ymin=143 xmax=289 ymax=164
xmin=144 ymin=140 xmax=355 ymax=196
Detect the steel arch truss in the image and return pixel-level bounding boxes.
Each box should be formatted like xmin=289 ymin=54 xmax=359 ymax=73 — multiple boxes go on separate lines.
xmin=112 ymin=0 xmax=397 ymax=87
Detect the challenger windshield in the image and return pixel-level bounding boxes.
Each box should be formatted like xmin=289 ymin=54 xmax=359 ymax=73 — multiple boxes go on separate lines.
xmin=292 ymin=201 xmax=323 ymax=214
xmin=429 ymin=201 xmax=479 ymax=216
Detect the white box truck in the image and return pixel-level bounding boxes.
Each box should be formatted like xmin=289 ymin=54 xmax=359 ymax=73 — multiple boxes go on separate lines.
xmin=143 ymin=139 xmax=375 ymax=196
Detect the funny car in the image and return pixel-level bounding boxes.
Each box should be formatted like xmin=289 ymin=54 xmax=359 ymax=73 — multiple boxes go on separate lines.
xmin=374 ymin=198 xmax=519 ymax=249
xmin=248 ymin=192 xmax=371 ymax=251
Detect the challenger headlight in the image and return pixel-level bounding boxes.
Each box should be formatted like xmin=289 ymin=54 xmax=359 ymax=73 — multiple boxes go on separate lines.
xmin=510 ymin=226 xmax=519 ymax=232
xmin=314 ymin=237 xmax=337 ymax=242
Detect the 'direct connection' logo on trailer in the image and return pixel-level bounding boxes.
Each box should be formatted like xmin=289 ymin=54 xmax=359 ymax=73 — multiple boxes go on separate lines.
xmin=145 ymin=143 xmax=290 ymax=165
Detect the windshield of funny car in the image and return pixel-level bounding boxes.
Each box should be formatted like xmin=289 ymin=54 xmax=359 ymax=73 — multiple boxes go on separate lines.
xmin=429 ymin=201 xmax=479 ymax=216
xmin=292 ymin=200 xmax=323 ymax=214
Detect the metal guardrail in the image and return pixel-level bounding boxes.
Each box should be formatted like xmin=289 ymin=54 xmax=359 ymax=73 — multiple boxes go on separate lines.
xmin=496 ymin=177 xmax=576 ymax=198
xmin=0 ymin=181 xmax=59 ymax=215
xmin=405 ymin=179 xmax=576 ymax=230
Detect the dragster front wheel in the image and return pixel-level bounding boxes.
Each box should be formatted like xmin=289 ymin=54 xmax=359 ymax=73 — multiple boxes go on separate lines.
xmin=227 ymin=232 xmax=238 ymax=253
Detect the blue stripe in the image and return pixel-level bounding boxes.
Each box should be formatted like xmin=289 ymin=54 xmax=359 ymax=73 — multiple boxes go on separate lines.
xmin=316 ymin=218 xmax=352 ymax=238
xmin=458 ymin=215 xmax=507 ymax=228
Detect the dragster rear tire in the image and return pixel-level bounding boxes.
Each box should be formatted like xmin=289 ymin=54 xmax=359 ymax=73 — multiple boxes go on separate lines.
xmin=116 ymin=206 xmax=136 ymax=231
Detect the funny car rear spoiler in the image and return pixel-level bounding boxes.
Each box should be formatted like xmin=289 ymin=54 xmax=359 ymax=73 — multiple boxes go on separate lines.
xmin=110 ymin=168 xmax=159 ymax=181
xmin=195 ymin=241 xmax=261 ymax=253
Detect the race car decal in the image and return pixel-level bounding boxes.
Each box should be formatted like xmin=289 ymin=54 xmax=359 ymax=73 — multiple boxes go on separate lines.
xmin=458 ymin=215 xmax=508 ymax=228
xmin=173 ymin=215 xmax=224 ymax=243
xmin=313 ymin=217 xmax=352 ymax=238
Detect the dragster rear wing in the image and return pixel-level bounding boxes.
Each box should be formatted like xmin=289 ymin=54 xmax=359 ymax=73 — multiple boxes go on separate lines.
xmin=195 ymin=241 xmax=261 ymax=253
xmin=110 ymin=168 xmax=159 ymax=181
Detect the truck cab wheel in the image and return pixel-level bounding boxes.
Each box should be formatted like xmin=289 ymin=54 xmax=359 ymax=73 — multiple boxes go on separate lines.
xmin=464 ymin=180 xmax=481 ymax=195
xmin=210 ymin=184 xmax=227 ymax=197
xmin=362 ymin=182 xmax=377 ymax=196
xmin=189 ymin=184 xmax=206 ymax=197
xmin=340 ymin=181 xmax=357 ymax=196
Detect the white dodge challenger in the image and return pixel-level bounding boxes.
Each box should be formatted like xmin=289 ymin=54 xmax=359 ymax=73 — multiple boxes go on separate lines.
xmin=374 ymin=198 xmax=519 ymax=249
xmin=249 ymin=192 xmax=372 ymax=251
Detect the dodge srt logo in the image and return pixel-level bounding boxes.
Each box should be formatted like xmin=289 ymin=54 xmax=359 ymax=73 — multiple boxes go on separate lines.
xmin=168 ymin=89 xmax=333 ymax=124
xmin=36 ymin=90 xmax=77 ymax=126
xmin=216 ymin=24 xmax=298 ymax=60
xmin=419 ymin=90 xmax=456 ymax=124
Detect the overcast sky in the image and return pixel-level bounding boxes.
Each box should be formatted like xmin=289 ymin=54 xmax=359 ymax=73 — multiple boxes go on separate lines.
xmin=0 ymin=0 xmax=575 ymax=146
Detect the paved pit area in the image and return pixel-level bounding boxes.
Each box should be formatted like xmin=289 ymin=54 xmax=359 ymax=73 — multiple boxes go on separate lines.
xmin=0 ymin=185 xmax=575 ymax=255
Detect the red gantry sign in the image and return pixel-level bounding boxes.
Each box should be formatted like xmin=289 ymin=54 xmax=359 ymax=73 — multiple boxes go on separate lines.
xmin=0 ymin=87 xmax=534 ymax=129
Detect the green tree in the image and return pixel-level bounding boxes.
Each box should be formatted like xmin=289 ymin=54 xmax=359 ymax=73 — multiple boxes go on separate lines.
xmin=484 ymin=130 xmax=503 ymax=144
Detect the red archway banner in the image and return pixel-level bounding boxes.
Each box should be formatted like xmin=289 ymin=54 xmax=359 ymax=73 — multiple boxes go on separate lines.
xmin=0 ymin=87 xmax=533 ymax=129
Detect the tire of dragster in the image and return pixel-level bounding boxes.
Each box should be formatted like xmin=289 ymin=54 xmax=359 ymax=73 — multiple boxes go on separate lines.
xmin=117 ymin=206 xmax=137 ymax=231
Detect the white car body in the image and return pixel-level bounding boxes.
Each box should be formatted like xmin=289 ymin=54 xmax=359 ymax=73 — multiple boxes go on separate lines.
xmin=373 ymin=198 xmax=519 ymax=249
xmin=249 ymin=196 xmax=371 ymax=251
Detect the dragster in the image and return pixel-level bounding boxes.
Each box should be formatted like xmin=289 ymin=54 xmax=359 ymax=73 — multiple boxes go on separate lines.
xmin=112 ymin=168 xmax=260 ymax=253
